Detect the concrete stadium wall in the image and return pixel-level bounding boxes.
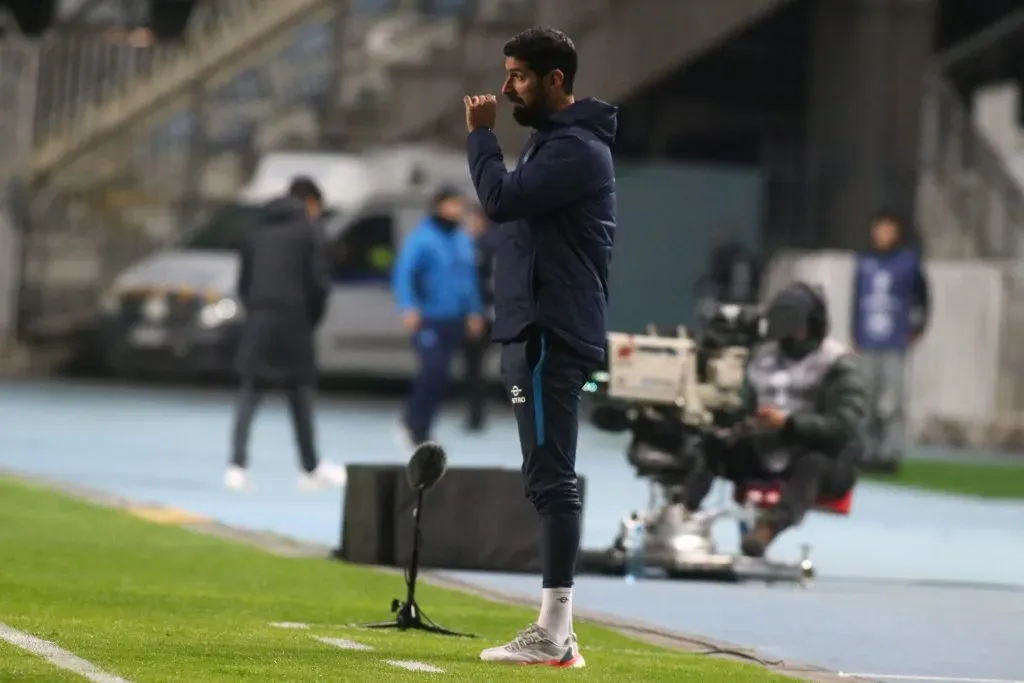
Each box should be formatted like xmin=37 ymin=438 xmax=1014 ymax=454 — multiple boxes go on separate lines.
xmin=607 ymin=162 xmax=763 ymax=333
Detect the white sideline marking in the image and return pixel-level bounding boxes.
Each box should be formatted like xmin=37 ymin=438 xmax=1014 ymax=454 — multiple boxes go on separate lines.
xmin=839 ymin=674 xmax=1024 ymax=683
xmin=316 ymin=637 xmax=375 ymax=652
xmin=268 ymin=622 xmax=310 ymax=630
xmin=386 ymin=660 xmax=445 ymax=673
xmin=0 ymin=622 xmax=132 ymax=683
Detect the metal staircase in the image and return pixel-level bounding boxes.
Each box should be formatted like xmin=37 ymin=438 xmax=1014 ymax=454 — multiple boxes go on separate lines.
xmin=14 ymin=1 xmax=484 ymax=339
xmin=15 ymin=0 xmax=342 ymax=340
xmin=912 ymin=9 xmax=1024 ymax=425
xmin=13 ymin=0 xmax=794 ymax=343
xmin=0 ymin=37 xmax=41 ymax=350
xmin=916 ymin=77 xmax=1024 ymax=261
xmin=370 ymin=0 xmax=794 ymax=151
xmin=28 ymin=0 xmax=336 ymax=191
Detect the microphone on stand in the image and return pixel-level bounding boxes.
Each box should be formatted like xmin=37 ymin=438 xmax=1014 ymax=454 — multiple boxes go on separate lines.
xmin=363 ymin=442 xmax=472 ymax=637
xmin=406 ymin=441 xmax=448 ymax=491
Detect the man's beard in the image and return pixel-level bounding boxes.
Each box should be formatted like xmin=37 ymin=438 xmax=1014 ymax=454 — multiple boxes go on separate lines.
xmin=511 ymin=104 xmax=545 ymax=127
xmin=508 ymin=87 xmax=547 ymax=127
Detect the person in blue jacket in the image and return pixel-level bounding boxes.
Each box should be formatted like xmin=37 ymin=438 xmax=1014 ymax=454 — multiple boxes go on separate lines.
xmin=393 ymin=187 xmax=485 ymax=448
xmin=851 ymin=211 xmax=930 ymax=473
xmin=465 ymin=26 xmax=617 ymax=669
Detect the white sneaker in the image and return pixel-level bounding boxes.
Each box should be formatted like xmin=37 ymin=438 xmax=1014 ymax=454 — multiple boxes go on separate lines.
xmin=224 ymin=465 xmax=248 ymax=491
xmin=564 ymin=633 xmax=586 ymax=668
xmin=480 ymin=624 xmax=584 ymax=667
xmin=298 ymin=460 xmax=347 ymax=491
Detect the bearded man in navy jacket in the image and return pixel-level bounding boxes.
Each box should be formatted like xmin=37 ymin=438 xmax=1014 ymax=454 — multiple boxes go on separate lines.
xmin=464 ymin=26 xmax=617 ymax=668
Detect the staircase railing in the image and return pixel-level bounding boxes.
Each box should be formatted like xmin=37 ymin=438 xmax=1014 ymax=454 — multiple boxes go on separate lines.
xmin=917 ymin=6 xmax=1024 ymax=260
xmin=914 ymin=9 xmax=1024 ymax=426
xmin=15 ymin=0 xmax=475 ymax=340
xmin=0 ymin=37 xmax=41 ymax=350
xmin=29 ymin=0 xmax=333 ymax=182
xmin=918 ymin=74 xmax=1024 ymax=259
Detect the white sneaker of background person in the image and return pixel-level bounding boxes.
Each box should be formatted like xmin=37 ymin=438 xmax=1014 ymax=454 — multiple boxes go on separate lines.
xmin=298 ymin=459 xmax=348 ymax=491
xmin=480 ymin=623 xmax=585 ymax=668
xmin=224 ymin=465 xmax=249 ymax=491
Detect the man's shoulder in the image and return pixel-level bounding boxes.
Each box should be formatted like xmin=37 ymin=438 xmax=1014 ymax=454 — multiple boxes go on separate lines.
xmin=823 ymin=341 xmax=867 ymax=387
xmin=403 ymin=221 xmax=434 ymax=244
xmin=536 ymin=127 xmax=611 ymax=161
xmin=454 ymin=229 xmax=477 ymax=250
xmin=816 ymin=337 xmax=854 ymax=366
xmin=898 ymin=248 xmax=923 ymax=265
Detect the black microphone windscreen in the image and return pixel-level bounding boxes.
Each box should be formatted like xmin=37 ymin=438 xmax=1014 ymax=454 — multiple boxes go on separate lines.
xmin=407 ymin=441 xmax=448 ymax=491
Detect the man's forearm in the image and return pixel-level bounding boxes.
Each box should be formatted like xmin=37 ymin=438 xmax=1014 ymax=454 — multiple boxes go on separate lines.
xmin=784 ymin=412 xmax=854 ymax=453
xmin=467 ymin=129 xmax=516 ymax=222
xmin=783 ymin=365 xmax=868 ymax=453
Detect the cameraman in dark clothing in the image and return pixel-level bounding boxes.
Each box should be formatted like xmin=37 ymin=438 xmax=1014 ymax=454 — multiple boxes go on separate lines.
xmin=682 ymin=282 xmax=868 ymax=557
xmin=463 ymin=206 xmax=501 ymax=431
xmin=226 ymin=177 xmax=347 ymax=492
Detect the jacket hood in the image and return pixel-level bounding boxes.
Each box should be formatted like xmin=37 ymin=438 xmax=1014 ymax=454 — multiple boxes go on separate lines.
xmin=262 ymin=196 xmax=307 ymax=223
xmin=767 ymin=281 xmax=830 ymax=342
xmin=546 ymin=97 xmax=618 ymax=145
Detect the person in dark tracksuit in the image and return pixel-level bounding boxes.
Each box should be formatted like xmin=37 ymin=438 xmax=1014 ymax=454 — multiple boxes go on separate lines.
xmin=226 ymin=177 xmax=348 ymax=492
xmin=851 ymin=211 xmax=930 ymax=473
xmin=466 ymin=27 xmax=616 ymax=667
xmin=392 ymin=187 xmax=485 ymax=448
xmin=462 ymin=206 xmax=502 ymax=431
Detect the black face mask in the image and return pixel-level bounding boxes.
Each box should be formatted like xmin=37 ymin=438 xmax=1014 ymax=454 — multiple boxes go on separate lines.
xmin=432 ymin=213 xmax=459 ymax=232
xmin=778 ymin=336 xmax=817 ymax=360
xmin=767 ymin=286 xmax=821 ymax=359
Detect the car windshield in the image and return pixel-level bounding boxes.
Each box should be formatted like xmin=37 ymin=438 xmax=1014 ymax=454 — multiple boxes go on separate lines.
xmin=183 ymin=204 xmax=263 ymax=251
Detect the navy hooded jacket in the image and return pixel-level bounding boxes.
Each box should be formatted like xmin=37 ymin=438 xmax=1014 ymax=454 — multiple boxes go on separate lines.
xmin=467 ymin=97 xmax=618 ymax=361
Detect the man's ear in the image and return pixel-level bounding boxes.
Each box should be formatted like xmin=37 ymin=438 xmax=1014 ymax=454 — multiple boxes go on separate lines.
xmin=548 ymin=69 xmax=564 ymax=90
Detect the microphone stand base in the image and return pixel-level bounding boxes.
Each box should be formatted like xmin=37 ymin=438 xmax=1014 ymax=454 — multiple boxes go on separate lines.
xmin=362 ymin=599 xmax=473 ymax=638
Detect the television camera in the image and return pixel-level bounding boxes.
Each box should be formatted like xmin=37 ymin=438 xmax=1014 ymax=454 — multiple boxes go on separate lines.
xmin=580 ymin=300 xmax=845 ymax=585
xmin=587 ymin=300 xmax=766 ymax=449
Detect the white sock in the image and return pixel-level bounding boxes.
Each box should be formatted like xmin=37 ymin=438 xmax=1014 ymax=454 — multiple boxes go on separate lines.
xmin=537 ymin=588 xmax=573 ymax=643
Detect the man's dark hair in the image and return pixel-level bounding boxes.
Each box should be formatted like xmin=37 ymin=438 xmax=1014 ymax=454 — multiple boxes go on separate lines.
xmin=432 ymin=184 xmax=462 ymax=206
xmin=871 ymin=208 xmax=902 ymax=227
xmin=503 ymin=27 xmax=578 ymax=94
xmin=288 ymin=176 xmax=323 ymax=204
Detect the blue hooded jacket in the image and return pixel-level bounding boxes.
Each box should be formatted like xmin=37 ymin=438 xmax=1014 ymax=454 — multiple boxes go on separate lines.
xmin=467 ymin=98 xmax=618 ymax=361
xmin=392 ymin=216 xmax=482 ymax=321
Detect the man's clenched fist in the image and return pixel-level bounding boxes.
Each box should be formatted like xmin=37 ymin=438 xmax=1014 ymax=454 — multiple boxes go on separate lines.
xmin=464 ymin=94 xmax=497 ymax=132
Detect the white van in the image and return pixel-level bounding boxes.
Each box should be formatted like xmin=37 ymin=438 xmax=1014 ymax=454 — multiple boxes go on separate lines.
xmin=96 ymin=146 xmax=503 ymax=382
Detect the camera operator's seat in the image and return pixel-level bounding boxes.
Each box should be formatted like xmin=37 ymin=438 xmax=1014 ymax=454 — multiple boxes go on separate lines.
xmin=733 ymin=480 xmax=855 ymax=515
